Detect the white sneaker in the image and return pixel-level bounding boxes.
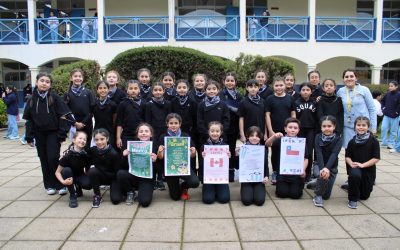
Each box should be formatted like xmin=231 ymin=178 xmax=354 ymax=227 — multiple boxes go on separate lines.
xmin=58 ymin=187 xmax=68 ymax=195
xmin=389 ymin=149 xmax=399 ymax=153
xmin=46 ymin=188 xmax=56 ymax=195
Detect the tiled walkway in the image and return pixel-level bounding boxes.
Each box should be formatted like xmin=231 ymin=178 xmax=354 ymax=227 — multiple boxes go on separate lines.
xmin=0 ymin=133 xmax=400 ymax=249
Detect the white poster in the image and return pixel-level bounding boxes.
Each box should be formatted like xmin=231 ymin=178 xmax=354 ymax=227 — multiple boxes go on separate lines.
xmin=239 ymin=145 xmax=265 ymax=183
xmin=279 ymin=137 xmax=306 ymax=175
xmin=203 ymin=145 xmax=230 ymax=184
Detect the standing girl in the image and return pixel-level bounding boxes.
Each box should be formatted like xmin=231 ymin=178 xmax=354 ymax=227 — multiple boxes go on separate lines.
xmin=239 ymin=126 xmax=269 ymax=206
xmin=55 ymin=131 xmax=92 ymax=208
xmin=312 ymin=116 xmax=343 ymax=207
xmin=23 ymin=73 xmax=71 ymax=195
xmin=117 ymin=123 xmax=158 ymax=207
xmin=255 ymin=70 xmax=273 ymax=101
xmin=64 ymin=68 xmax=95 ymax=150
xmin=284 ymin=72 xmax=299 ymax=100
xmin=137 ymin=68 xmax=152 ymax=101
xmin=295 ymin=82 xmax=318 ymax=181
xmin=267 ymin=118 xmax=308 ymax=199
xmin=145 ymin=82 xmax=172 ymax=190
xmin=2 ymin=85 xmax=19 ymax=139
xmin=88 ymin=128 xmax=123 ymax=208
xmin=106 ymin=70 xmax=126 ymax=105
xmin=220 ymin=72 xmax=243 ymax=181
xmin=380 ymin=80 xmax=400 ymax=148
xmin=157 ymin=113 xmax=199 ymax=200
xmin=161 ymin=72 xmax=177 ymax=101
xmin=116 ymin=80 xmax=145 ymax=150
xmin=316 ymin=79 xmax=344 ymax=134
xmin=346 ymin=116 xmax=380 ymax=209
xmin=93 ymin=81 xmax=117 ymax=146
xmin=201 ymin=122 xmax=230 ymax=204
xmin=308 ymin=70 xmax=323 ymax=100
xmin=171 ymin=79 xmax=197 ymax=135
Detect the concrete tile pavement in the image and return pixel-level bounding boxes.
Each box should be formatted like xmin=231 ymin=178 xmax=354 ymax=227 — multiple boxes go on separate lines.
xmin=0 ymin=134 xmax=399 ymax=249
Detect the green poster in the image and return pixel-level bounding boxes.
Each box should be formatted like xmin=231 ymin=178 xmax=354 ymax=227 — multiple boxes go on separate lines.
xmin=128 ymin=141 xmax=153 ymax=179
xmin=164 ymin=137 xmax=191 ymax=176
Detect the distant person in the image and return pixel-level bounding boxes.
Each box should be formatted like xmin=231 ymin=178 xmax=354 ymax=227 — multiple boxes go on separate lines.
xmin=92 ymin=12 xmax=98 ymax=39
xmin=2 ymin=85 xmax=19 ymax=140
xmin=260 ymin=10 xmax=270 ymax=40
xmin=37 ymin=12 xmax=44 ymax=41
xmin=372 ymin=90 xmax=383 ymax=130
xmin=249 ymin=13 xmax=258 ymax=41
xmin=47 ymin=11 xmax=59 ymax=43
xmin=380 ymin=81 xmax=400 ymax=149
xmin=16 ymin=12 xmax=26 ymax=43
xmin=81 ymin=15 xmax=90 ymax=43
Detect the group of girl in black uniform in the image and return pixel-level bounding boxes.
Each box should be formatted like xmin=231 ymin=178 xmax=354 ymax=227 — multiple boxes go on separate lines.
xmin=23 ymin=68 xmax=379 ymax=210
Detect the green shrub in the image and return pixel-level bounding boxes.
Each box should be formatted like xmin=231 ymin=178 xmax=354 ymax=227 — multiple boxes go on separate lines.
xmin=362 ymin=83 xmax=389 ymax=95
xmin=0 ymin=99 xmax=7 ymax=127
xmin=52 ymin=60 xmax=101 ymax=95
xmin=106 ymin=46 xmax=232 ymax=85
xmin=234 ymin=53 xmax=295 ymax=87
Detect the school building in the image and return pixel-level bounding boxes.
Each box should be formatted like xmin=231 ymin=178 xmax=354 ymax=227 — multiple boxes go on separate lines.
xmin=0 ymin=0 xmax=399 ymax=90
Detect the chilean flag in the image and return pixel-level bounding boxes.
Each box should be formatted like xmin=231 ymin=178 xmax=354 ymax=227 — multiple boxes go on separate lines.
xmin=286 ymin=146 xmax=299 ymax=156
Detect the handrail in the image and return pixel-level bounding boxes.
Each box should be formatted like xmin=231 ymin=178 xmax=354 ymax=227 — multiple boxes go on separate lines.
xmin=382 ymin=18 xmax=400 ymax=42
xmin=0 ymin=18 xmax=28 ymax=44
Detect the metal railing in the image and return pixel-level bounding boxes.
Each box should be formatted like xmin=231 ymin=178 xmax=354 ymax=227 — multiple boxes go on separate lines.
xmin=316 ymin=17 xmax=375 ymax=42
xmin=35 ymin=17 xmax=97 ymax=43
xmin=175 ymin=15 xmax=239 ymax=41
xmin=382 ymin=18 xmax=400 ymax=42
xmin=0 ymin=18 xmax=28 ymax=44
xmin=247 ymin=16 xmax=309 ymax=41
xmin=104 ymin=16 xmax=168 ymax=41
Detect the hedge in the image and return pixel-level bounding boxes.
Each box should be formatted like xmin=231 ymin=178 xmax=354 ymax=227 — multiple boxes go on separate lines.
xmin=52 ymin=60 xmax=101 ymax=95
xmin=0 ymin=99 xmax=6 ymax=127
xmin=106 ymin=46 xmax=232 ymax=85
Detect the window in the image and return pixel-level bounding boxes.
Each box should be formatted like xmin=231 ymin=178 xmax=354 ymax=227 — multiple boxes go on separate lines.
xmin=3 ymin=62 xmax=29 ymax=90
xmin=178 ymin=0 xmax=235 ymax=15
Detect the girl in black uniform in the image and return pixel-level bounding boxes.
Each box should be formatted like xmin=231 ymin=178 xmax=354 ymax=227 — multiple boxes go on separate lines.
xmin=171 ymin=79 xmax=197 ymax=135
xmin=55 ymin=131 xmax=91 ymax=208
xmin=255 ymin=70 xmax=273 ymax=101
xmin=106 ymin=70 xmax=126 ymax=105
xmin=161 ymin=72 xmax=177 ymax=102
xmin=284 ymin=72 xmax=299 ymax=100
xmin=23 ymin=72 xmax=71 ymax=195
xmin=137 ymin=68 xmax=152 ymax=101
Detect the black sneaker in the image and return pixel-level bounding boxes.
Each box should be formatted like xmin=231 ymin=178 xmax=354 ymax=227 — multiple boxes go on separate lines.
xmin=157 ymin=180 xmax=166 ymax=191
xmin=75 ymin=185 xmax=83 ymax=197
xmin=306 ymin=178 xmax=317 ymax=190
xmin=341 ymin=181 xmax=349 ymax=190
xmin=69 ymin=194 xmax=78 ymax=208
xmin=92 ymin=195 xmax=102 ymax=208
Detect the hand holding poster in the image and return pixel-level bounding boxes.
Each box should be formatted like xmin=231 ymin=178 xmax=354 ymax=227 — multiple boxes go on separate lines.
xmin=279 ymin=137 xmax=306 ymax=175
xmin=203 ymin=145 xmax=229 ymax=184
xmin=239 ymin=145 xmax=265 ymax=182
xmin=127 ymin=141 xmax=153 ymax=179
xmin=164 ymin=137 xmax=191 ymax=176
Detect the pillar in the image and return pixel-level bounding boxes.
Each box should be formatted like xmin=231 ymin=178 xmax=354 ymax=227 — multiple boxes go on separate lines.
xmin=374 ymin=0 xmax=384 ymax=43
xmin=168 ymin=0 xmax=175 ymax=42
xmin=308 ymin=0 xmax=316 ymax=42
xmin=27 ymin=0 xmax=37 ymax=45
xmin=307 ymin=64 xmax=317 ymax=72
xmin=370 ymin=65 xmax=382 ymax=85
xmin=96 ymin=0 xmax=105 ymax=44
xmin=29 ymin=67 xmax=40 ymax=88
xmin=239 ymin=0 xmax=246 ymax=42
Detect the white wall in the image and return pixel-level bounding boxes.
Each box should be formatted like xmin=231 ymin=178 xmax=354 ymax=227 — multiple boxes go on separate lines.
xmin=317 ymin=57 xmax=356 ymax=84
xmin=104 ymin=0 xmax=168 ymax=16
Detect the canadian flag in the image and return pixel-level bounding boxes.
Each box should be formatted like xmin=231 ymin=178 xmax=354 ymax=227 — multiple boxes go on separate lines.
xmin=210 ymin=158 xmax=224 ymax=167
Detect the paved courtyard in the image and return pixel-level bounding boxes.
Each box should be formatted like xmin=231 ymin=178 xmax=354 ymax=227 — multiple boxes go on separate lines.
xmin=0 ymin=130 xmax=400 ymax=250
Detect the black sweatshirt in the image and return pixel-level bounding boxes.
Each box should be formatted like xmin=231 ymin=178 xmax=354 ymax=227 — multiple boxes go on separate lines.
xmin=188 ymin=89 xmax=205 ymax=104
xmin=23 ymin=88 xmax=70 ymax=142
xmin=220 ymin=89 xmax=243 ymax=132
xmin=266 ymin=94 xmax=295 ymax=133
xmin=116 ymin=98 xmax=145 ymax=138
xmin=109 ymin=88 xmax=126 ymax=105
xmin=314 ymin=133 xmax=343 ymax=174
xmin=64 ymin=88 xmax=95 ymax=126
xmin=171 ymin=96 xmax=197 ymax=134
xmin=345 ymin=135 xmax=380 ymax=174
xmin=197 ymin=101 xmax=230 ymax=135
xmin=316 ymin=94 xmax=344 ymax=134
xmin=93 ymin=98 xmax=117 ymax=134
xmin=259 ymin=85 xmax=274 ymax=101
xmin=295 ymin=97 xmax=318 ymax=129
xmin=145 ymin=99 xmax=172 ymax=138
xmin=88 ymin=146 xmax=120 ymax=178
xmin=237 ymin=96 xmax=266 ymax=133
xmin=59 ymin=145 xmax=91 ymax=176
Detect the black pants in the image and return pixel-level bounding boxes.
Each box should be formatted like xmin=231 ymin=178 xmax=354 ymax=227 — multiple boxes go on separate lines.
xmin=117 ymin=169 xmax=154 ymax=207
xmin=241 ymin=182 xmax=266 ymax=206
xmin=348 ymin=168 xmax=375 ymax=202
xmin=276 ymin=176 xmax=304 ymax=199
xmin=314 ymin=171 xmax=337 ymax=200
xmin=88 ymin=167 xmax=123 ymax=204
xmin=35 ymin=131 xmax=63 ymax=190
xmin=202 ymin=183 xmax=230 ymax=204
xmin=300 ymin=128 xmax=315 ymax=179
xmin=166 ymin=167 xmax=200 ymax=201
xmin=61 ymin=167 xmax=92 ymax=195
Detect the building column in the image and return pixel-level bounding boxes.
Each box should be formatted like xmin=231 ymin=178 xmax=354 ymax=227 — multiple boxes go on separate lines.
xmin=307 ymin=64 xmax=317 ymax=73
xmin=239 ymin=0 xmax=246 ymax=42
xmin=27 ymin=0 xmax=37 ymax=45
xmin=96 ymin=0 xmax=105 ymax=44
xmin=371 ymin=65 xmax=382 ymax=85
xmin=29 ymin=67 xmax=40 ymax=88
xmin=374 ymin=0 xmax=384 ymax=43
xmin=308 ymin=0 xmax=316 ymax=42
xmin=168 ymin=0 xmax=175 ymax=42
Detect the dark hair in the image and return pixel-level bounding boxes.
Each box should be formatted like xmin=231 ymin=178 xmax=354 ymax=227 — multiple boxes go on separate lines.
xmin=106 ymin=70 xmax=121 ymax=82
xmin=284 ymin=72 xmax=295 ymax=82
xmin=6 ymin=85 xmax=18 ymax=103
xmin=32 ymin=72 xmax=54 ymax=107
xmin=307 ymin=70 xmax=321 ymax=80
xmin=205 ymin=80 xmax=220 ymax=90
xmin=192 ymin=73 xmax=208 ymax=83
xmin=208 ymin=121 xmax=223 ymax=131
xmin=254 ymin=69 xmax=268 ymax=78
xmin=322 ymin=78 xmax=337 ymax=88
xmin=37 ymin=72 xmax=53 ymax=82
xmin=320 ymin=115 xmax=337 ymax=127
xmin=284 ymin=117 xmax=301 ymax=127
xmin=299 ymin=82 xmax=313 ymax=91
xmin=389 ymin=80 xmax=399 ymax=87
xmin=137 ymin=68 xmax=151 ymax=78
xmin=223 ymin=72 xmax=236 ymax=82
xmin=152 ymin=82 xmax=165 ymax=91
xmin=245 ymin=126 xmax=263 ymax=140
xmin=160 ymin=72 xmax=175 ymax=82
xmin=165 ymin=113 xmax=182 ymax=124
xmin=176 ymin=79 xmax=189 ymax=88
xmin=245 ymin=79 xmax=258 ymax=87
xmin=354 ymin=116 xmax=370 ymax=129
xmin=93 ymin=128 xmax=110 ymax=140
xmin=73 ymin=131 xmax=87 ymax=140
xmin=135 ymin=122 xmax=154 ymax=137
xmin=372 ymin=90 xmax=382 ymax=99
xmin=272 ymin=76 xmax=285 ymax=85
xmin=127 ymin=79 xmax=140 ymax=87
xmin=342 ymin=69 xmax=358 ymax=79
xmin=96 ymin=80 xmax=109 ymax=89
xmin=69 ymin=68 xmax=84 ymax=86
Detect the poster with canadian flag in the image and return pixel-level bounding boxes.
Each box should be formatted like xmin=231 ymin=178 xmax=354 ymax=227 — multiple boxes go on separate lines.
xmin=279 ymin=137 xmax=306 ymax=175
xmin=203 ymin=145 xmax=230 ymax=184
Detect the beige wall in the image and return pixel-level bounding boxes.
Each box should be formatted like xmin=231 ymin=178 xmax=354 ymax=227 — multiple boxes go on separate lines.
xmin=316 ymin=0 xmax=357 ymax=17
xmin=317 ymin=57 xmax=356 ymax=84
xmin=268 ymin=0 xmax=308 ymax=16
xmin=104 ymin=0 xmax=168 ymax=16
